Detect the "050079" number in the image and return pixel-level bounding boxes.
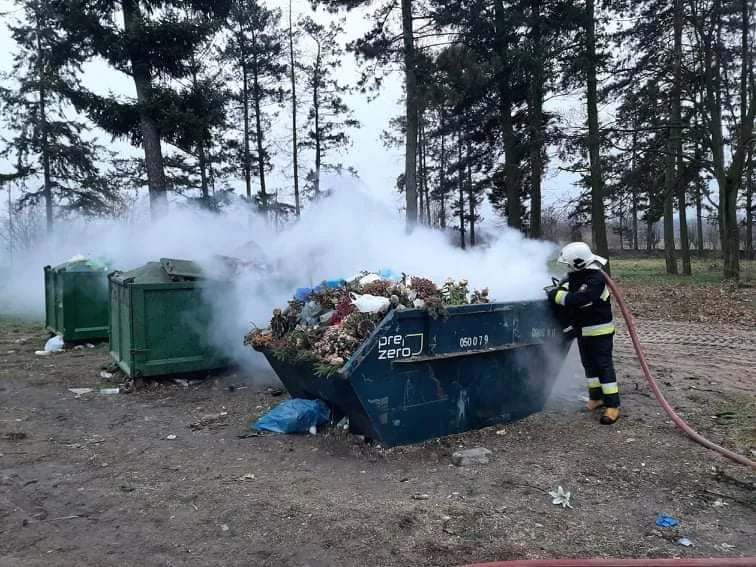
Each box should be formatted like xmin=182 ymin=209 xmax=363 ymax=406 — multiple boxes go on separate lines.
xmin=459 ymin=335 xmax=489 ymax=349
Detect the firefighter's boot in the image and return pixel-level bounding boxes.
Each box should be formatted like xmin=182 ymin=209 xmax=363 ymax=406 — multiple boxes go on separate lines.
xmin=586 ymin=399 xmax=604 ymax=411
xmin=600 ymin=407 xmax=620 ymax=425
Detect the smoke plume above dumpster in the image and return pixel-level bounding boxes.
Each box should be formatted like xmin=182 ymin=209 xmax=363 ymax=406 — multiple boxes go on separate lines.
xmin=0 ymin=175 xmax=561 ymax=376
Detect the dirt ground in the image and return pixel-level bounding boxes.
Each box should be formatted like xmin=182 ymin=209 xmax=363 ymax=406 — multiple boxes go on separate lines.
xmin=1 ymin=284 xmax=755 ymax=567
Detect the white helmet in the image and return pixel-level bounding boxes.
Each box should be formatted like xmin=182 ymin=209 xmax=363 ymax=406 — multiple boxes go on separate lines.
xmin=557 ymin=242 xmax=607 ymax=271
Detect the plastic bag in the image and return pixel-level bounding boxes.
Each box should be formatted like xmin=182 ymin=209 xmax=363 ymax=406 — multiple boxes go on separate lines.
xmin=350 ymin=292 xmax=390 ymax=314
xmin=358 ymin=273 xmax=382 ymax=286
xmin=254 ymin=399 xmax=331 ymax=434
xmin=300 ymin=300 xmax=324 ymax=325
xmin=295 ymin=287 xmax=313 ymax=302
xmin=44 ymin=335 xmax=64 ymax=353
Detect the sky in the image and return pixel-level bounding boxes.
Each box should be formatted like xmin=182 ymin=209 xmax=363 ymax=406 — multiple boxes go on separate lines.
xmin=0 ymin=0 xmax=585 ymax=221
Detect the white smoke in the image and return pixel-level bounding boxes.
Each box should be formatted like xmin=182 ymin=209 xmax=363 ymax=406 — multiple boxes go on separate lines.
xmin=0 ymin=175 xmax=560 ymax=378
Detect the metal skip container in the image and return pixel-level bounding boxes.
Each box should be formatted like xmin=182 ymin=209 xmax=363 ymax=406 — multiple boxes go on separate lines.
xmin=255 ymin=300 xmax=571 ymax=447
xmin=108 ymin=258 xmax=231 ymax=378
xmin=44 ymin=257 xmax=111 ymax=342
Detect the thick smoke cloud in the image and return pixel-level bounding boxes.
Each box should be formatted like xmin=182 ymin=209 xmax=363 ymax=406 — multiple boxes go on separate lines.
xmin=1 ymin=176 xmax=571 ymax=381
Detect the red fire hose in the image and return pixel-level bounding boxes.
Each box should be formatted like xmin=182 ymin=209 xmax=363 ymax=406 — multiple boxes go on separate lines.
xmin=459 ymin=277 xmax=756 ymax=567
xmin=460 ymin=559 xmax=756 ymax=567
xmin=602 ymin=273 xmax=756 ymax=470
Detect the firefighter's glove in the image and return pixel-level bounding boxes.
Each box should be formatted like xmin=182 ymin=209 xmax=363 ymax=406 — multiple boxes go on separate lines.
xmin=547 ymin=287 xmax=568 ymax=306
xmin=562 ymin=326 xmax=578 ymax=341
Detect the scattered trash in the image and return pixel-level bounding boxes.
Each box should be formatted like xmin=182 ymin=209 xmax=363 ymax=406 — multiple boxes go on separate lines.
xmin=308 ymin=425 xmax=317 ymax=435
xmin=34 ymin=350 xmax=52 ymax=357
xmin=189 ymin=412 xmax=229 ymax=430
xmin=337 ymin=417 xmax=350 ymax=430
xmin=68 ymin=388 xmax=94 ymax=397
xmin=220 ymin=524 xmax=230 ymax=532
xmin=720 ymin=543 xmax=736 ymax=549
xmin=412 ymin=494 xmax=430 ymax=500
xmin=74 ymin=345 xmax=85 ymax=351
xmin=495 ymin=429 xmax=506 ymax=436
xmin=4 ymin=431 xmax=27 ymax=441
xmin=254 ymin=398 xmax=330 ymax=434
xmin=655 ymin=514 xmax=679 ymax=528
xmin=99 ymin=388 xmax=120 ymax=395
xmin=712 ymin=499 xmax=728 ymax=507
xmin=86 ymin=344 xmax=95 ymax=349
xmin=267 ymin=387 xmax=284 ymax=397
xmin=549 ymin=486 xmax=573 ymax=509
xmin=100 ymin=371 xmax=113 ymax=380
xmin=350 ymin=292 xmax=391 ymax=314
xmin=44 ymin=335 xmax=64 ymax=353
xmin=239 ymin=473 xmax=255 ymax=481
xmin=677 ymin=537 xmax=693 ymax=547
xmin=174 ymin=378 xmax=189 ymax=388
xmin=451 ymin=447 xmax=492 ymax=466
xmin=166 ymin=434 xmax=177 ymax=440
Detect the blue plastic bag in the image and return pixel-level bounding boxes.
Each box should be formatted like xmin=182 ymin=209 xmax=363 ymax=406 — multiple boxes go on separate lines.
xmin=378 ymin=268 xmax=401 ymax=281
xmin=295 ymin=287 xmax=313 ymax=302
xmin=254 ymin=399 xmax=331 ymax=434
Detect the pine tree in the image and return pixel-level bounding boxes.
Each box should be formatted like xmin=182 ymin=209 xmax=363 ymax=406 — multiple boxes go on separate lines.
xmin=0 ymin=0 xmax=121 ymax=231
xmin=52 ymin=0 xmax=231 ymax=216
xmin=222 ymin=0 xmax=286 ymax=212
xmin=298 ymin=15 xmax=360 ymax=198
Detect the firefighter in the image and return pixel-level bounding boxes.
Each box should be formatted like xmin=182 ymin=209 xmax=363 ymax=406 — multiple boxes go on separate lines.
xmin=548 ymin=242 xmax=620 ymax=425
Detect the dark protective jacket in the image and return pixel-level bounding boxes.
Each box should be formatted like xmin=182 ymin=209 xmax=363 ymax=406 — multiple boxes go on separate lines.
xmin=554 ymin=268 xmax=614 ymax=336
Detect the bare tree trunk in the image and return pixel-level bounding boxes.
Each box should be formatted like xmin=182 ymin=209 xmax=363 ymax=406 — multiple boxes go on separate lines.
xmin=646 ymin=218 xmax=654 ymax=252
xmin=401 ymin=0 xmax=418 ymax=228
xmin=494 ymin=0 xmax=521 ymax=231
xmin=417 ymin=119 xmax=425 ymax=224
xmin=747 ymin=147 xmax=754 ymax=258
xmin=198 ymin=142 xmax=209 ymax=201
xmin=670 ymin=0 xmax=685 ymax=274
xmin=251 ymin=31 xmax=268 ymax=209
xmin=313 ymin=39 xmax=322 ymax=195
xmin=695 ymin=184 xmax=705 ymax=256
xmin=467 ymin=140 xmax=476 ymax=247
xmin=239 ymin=26 xmax=252 ymax=199
xmin=528 ymin=0 xmax=543 ymax=238
xmin=289 ymin=0 xmax=300 ymax=216
xmin=439 ymin=123 xmax=447 ymax=229
xmin=122 ymin=0 xmax=168 ymax=217
xmin=34 ymin=10 xmax=53 ymax=232
xmin=585 ymin=0 xmax=608 ymax=264
xmin=631 ymin=125 xmax=639 ymax=250
xmin=421 ymin=122 xmax=431 ymax=224
xmin=458 ymin=135 xmax=466 ymax=249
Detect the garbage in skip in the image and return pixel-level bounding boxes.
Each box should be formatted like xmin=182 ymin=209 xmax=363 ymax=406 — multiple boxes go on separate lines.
xmin=44 ymin=255 xmax=112 ymax=342
xmin=248 ymin=273 xmax=570 ymax=447
xmin=108 ymin=258 xmax=231 ymax=378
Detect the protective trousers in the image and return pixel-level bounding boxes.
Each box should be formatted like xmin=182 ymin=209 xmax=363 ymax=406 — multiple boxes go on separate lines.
xmin=577 ymin=334 xmax=620 ymax=408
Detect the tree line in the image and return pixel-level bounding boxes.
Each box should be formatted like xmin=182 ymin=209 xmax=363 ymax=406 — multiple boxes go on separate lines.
xmin=0 ymin=0 xmax=753 ymax=279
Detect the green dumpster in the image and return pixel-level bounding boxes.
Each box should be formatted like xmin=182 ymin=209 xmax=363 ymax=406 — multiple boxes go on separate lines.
xmin=254 ymin=300 xmax=571 ymax=447
xmin=108 ymin=258 xmax=231 ymax=378
xmin=44 ymin=257 xmax=111 ymax=342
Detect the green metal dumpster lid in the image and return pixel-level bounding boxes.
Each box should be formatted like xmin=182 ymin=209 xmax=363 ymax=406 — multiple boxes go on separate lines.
xmin=51 ymin=255 xmax=111 ymax=273
xmin=110 ymin=261 xmax=179 ymax=285
xmin=110 ymin=258 xmax=236 ymax=285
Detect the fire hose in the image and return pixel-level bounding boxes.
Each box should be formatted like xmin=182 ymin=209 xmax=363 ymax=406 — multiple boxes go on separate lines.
xmin=602 ymin=272 xmax=756 ymax=471
xmin=459 ymin=278 xmax=756 ymax=567
xmin=461 ymin=559 xmax=756 ymax=567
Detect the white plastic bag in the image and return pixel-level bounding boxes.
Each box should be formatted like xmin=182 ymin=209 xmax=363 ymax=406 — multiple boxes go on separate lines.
xmin=358 ymin=273 xmax=382 ymax=286
xmin=350 ymin=292 xmax=390 ymax=314
xmin=44 ymin=335 xmax=64 ymax=353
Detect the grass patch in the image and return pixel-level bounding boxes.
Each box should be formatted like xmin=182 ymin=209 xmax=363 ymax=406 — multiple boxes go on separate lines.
xmin=610 ymin=258 xmax=756 ymax=286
